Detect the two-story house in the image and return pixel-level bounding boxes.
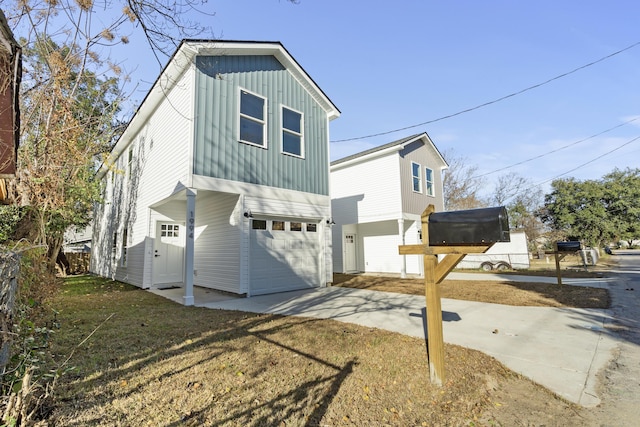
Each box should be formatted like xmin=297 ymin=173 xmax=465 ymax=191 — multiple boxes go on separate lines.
xmin=330 ymin=133 xmax=448 ymax=277
xmin=91 ymin=40 xmax=340 ymax=304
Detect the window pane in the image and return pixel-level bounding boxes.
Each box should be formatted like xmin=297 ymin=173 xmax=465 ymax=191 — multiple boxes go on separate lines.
xmin=252 ymin=219 xmax=267 ymax=230
xmin=283 ymin=132 xmax=301 ymax=156
xmin=426 ymin=182 xmax=434 ymax=196
xmin=412 ymin=162 xmax=420 ymax=176
xmin=426 ymin=168 xmax=433 ymax=182
xmin=240 ymin=91 xmax=264 ymax=120
xmin=272 ymin=220 xmax=285 ymax=231
xmin=240 ymin=117 xmax=264 ymax=146
xmin=307 ymin=223 xmax=317 ymax=232
xmin=413 ymin=177 xmax=421 ymax=192
xmin=291 ymin=222 xmax=302 ymax=231
xmin=283 ymin=108 xmax=301 ymax=133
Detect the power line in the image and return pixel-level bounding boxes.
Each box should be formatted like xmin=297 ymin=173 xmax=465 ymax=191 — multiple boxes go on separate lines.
xmin=331 ymin=40 xmax=640 ymax=144
xmin=474 ymin=116 xmax=640 ymax=178
xmin=502 ymin=135 xmax=640 ymax=203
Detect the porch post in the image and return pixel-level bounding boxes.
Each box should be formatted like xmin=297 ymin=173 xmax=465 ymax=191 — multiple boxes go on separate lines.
xmin=184 ymin=188 xmax=197 ymax=306
xmin=398 ymin=218 xmax=406 ymax=278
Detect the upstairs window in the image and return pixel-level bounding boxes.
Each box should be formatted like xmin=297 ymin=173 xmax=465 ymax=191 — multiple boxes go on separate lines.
xmin=411 ymin=162 xmax=422 ymax=193
xmin=282 ymin=106 xmax=304 ymax=157
xmin=425 ymin=167 xmax=434 ymax=196
xmin=239 ymin=89 xmax=267 ymax=147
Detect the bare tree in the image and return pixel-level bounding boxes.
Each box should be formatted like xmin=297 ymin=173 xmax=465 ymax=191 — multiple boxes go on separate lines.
xmin=2 ymin=0 xmax=216 ymax=268
xmin=491 ymin=172 xmax=544 ymax=248
xmin=442 ymin=149 xmax=486 ymax=211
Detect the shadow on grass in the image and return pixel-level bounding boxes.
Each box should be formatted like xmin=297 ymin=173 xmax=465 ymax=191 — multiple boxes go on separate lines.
xmin=49 ymin=277 xmax=360 ymax=426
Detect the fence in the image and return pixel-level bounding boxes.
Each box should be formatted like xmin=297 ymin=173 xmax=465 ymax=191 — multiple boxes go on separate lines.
xmin=0 ymin=249 xmax=20 ymax=375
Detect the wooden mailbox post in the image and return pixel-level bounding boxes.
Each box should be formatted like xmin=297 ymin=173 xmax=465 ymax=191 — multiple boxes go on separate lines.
xmin=398 ymin=205 xmax=509 ymax=385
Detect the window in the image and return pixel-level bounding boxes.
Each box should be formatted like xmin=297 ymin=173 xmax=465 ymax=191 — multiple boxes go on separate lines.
xmin=112 ymin=232 xmax=118 ymax=262
xmin=282 ymin=106 xmax=304 ymax=157
xmin=252 ymin=219 xmax=267 ymax=230
xmin=121 ymin=228 xmax=128 ymax=267
xmin=160 ymin=224 xmax=179 ymax=237
xmin=272 ymin=220 xmax=285 ymax=231
xmin=425 ymin=167 xmax=434 ymax=196
xmin=306 ymin=223 xmax=317 ymax=232
xmin=411 ymin=162 xmax=422 ymax=193
xmin=239 ymin=89 xmax=267 ymax=147
xmin=290 ymin=222 xmax=302 ymax=231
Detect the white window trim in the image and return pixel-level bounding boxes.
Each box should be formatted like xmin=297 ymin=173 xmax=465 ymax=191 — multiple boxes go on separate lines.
xmin=237 ymin=87 xmax=268 ymax=149
xmin=280 ymin=104 xmax=305 ymax=159
xmin=425 ymin=167 xmax=434 ymax=196
xmin=411 ymin=161 xmax=422 ymax=193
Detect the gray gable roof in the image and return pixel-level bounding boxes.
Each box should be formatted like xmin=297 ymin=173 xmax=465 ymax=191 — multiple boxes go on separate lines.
xmin=331 ymin=132 xmax=448 ymax=168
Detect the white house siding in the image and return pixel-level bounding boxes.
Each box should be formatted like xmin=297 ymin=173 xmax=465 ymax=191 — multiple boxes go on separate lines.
xmin=193 ymin=192 xmax=242 ymax=293
xmin=91 ymin=66 xmax=195 ymax=288
xmin=331 ymin=153 xmax=403 ymax=223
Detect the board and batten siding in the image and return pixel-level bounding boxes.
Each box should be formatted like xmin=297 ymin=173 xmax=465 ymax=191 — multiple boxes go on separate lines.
xmin=331 ymin=153 xmax=403 ymax=224
xmin=193 ymin=55 xmax=330 ymax=196
xmin=399 ymin=140 xmax=445 ymax=214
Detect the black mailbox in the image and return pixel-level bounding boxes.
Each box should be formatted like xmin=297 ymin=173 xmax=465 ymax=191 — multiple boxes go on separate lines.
xmin=555 ymin=241 xmax=581 ymax=252
xmin=428 ymin=206 xmax=510 ymax=246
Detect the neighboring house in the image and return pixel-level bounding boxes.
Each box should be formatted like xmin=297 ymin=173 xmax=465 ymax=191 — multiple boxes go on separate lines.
xmin=0 ymin=9 xmax=21 ymax=202
xmin=63 ymin=225 xmax=93 ymax=253
xmin=330 ymin=133 xmax=448 ymax=277
xmin=91 ymin=40 xmax=340 ymax=304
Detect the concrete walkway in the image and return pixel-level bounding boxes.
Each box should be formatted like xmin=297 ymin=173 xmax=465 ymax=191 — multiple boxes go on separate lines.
xmin=151 ymin=271 xmax=621 ymax=407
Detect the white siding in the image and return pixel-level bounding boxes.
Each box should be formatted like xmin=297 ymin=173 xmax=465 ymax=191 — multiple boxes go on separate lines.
xmin=92 ymin=66 xmax=195 ymax=287
xmin=331 ymin=153 xmax=402 ymax=223
xmin=193 ymin=193 xmax=242 ymax=293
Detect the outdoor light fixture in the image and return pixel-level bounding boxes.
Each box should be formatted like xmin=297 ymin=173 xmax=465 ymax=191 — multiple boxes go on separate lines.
xmin=244 ymin=210 xmax=253 ymax=218
xmin=326 ymin=218 xmax=335 ymax=225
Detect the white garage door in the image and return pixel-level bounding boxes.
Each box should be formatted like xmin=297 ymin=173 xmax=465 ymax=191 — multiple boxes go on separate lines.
xmin=250 ymin=218 xmax=321 ymax=295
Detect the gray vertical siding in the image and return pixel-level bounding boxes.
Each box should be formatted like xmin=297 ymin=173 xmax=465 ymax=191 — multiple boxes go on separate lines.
xmin=399 ymin=140 xmax=445 ymax=214
xmin=194 ymin=55 xmax=330 ymax=195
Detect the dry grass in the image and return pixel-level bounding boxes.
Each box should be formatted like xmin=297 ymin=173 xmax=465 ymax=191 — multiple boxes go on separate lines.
xmin=41 ymin=259 xmax=615 ymax=425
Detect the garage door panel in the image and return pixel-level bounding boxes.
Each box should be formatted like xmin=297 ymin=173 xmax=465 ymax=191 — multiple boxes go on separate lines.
xmin=250 ymin=219 xmax=321 ymax=295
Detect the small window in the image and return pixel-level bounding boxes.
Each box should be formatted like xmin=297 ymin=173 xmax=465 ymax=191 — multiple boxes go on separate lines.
xmin=161 ymin=224 xmax=179 ymax=237
xmin=425 ymin=167 xmax=434 ymax=196
xmin=282 ymin=106 xmax=304 ymax=157
xmin=112 ymin=232 xmax=118 ymax=261
xmin=121 ymin=228 xmax=128 ymax=267
xmin=239 ymin=89 xmax=267 ymax=147
xmin=306 ymin=223 xmax=317 ymax=232
xmin=272 ymin=220 xmax=285 ymax=231
xmin=411 ymin=162 xmax=422 ymax=193
xmin=252 ymin=219 xmax=267 ymax=230
xmin=290 ymin=222 xmax=302 ymax=231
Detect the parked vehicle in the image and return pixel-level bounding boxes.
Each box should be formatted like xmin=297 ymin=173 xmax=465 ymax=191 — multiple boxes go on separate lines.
xmin=455 ymin=230 xmax=530 ymax=270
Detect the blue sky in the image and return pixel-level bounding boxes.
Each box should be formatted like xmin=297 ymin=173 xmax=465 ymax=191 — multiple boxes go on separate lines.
xmin=106 ymin=1 xmax=640 ymax=196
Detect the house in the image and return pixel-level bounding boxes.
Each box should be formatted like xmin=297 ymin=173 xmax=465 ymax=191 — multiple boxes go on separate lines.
xmin=330 ymin=133 xmax=448 ymax=277
xmin=91 ymin=40 xmax=340 ymax=304
xmin=0 ymin=9 xmax=21 ymax=202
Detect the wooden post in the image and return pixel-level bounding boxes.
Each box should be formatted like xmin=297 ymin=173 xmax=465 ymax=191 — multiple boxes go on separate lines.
xmin=399 ymin=205 xmax=494 ymax=386
xmin=421 ymin=206 xmax=445 ymax=386
xmin=553 ymin=242 xmax=563 ymax=286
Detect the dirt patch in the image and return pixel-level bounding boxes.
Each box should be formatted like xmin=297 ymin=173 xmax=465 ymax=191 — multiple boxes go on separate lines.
xmin=333 ymin=274 xmax=610 ymax=309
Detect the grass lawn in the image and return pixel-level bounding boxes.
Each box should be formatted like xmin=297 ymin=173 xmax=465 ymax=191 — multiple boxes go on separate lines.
xmin=42 ymin=266 xmax=607 ymax=426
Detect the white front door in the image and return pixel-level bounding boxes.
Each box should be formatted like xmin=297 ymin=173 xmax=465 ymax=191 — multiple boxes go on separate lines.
xmin=344 ymin=233 xmax=357 ymax=272
xmin=153 ymin=222 xmax=184 ymax=285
